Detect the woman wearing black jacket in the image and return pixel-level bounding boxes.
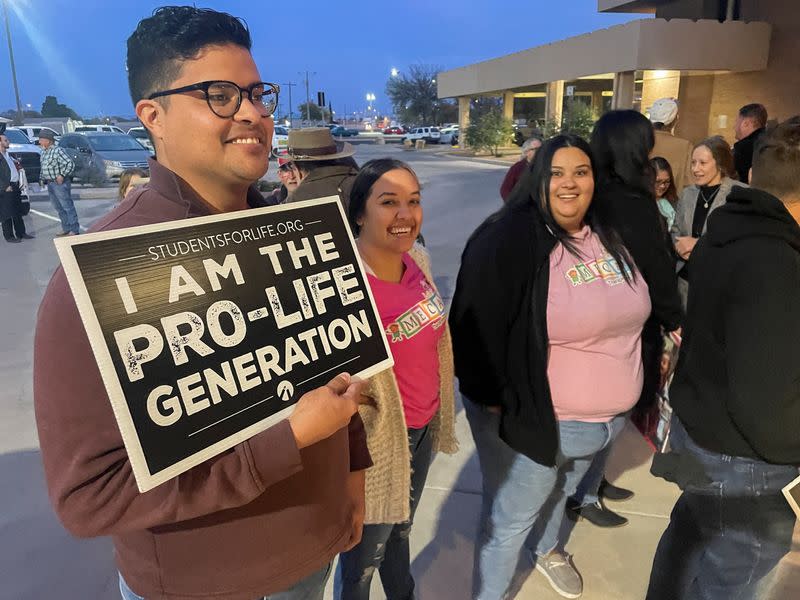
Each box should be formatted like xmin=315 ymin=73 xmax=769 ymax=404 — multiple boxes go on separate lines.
xmin=450 ymin=125 xmax=681 ymax=599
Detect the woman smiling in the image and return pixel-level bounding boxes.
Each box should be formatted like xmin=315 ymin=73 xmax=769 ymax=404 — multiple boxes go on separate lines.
xmin=335 ymin=158 xmax=458 ymax=600
xmin=671 ymin=136 xmax=745 ymax=307
xmin=450 ymin=132 xmax=667 ymax=599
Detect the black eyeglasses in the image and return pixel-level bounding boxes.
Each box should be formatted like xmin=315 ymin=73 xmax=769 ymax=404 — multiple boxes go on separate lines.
xmin=148 ymin=80 xmax=280 ymax=118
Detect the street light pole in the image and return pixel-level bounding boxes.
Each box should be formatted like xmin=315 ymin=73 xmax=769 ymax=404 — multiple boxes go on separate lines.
xmin=2 ymin=0 xmax=23 ymax=124
xmin=281 ymin=81 xmax=296 ymax=128
xmin=299 ymin=70 xmax=316 ymax=126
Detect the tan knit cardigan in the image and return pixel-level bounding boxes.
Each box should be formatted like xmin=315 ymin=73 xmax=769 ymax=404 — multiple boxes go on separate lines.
xmin=359 ymin=244 xmax=459 ymax=525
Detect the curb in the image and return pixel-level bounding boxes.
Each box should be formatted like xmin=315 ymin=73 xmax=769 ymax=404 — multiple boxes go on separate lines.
xmin=28 ymin=189 xmax=117 ymax=202
xmin=441 ymin=153 xmax=518 ymax=166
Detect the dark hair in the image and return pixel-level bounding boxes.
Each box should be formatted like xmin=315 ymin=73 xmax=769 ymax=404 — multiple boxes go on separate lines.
xmin=751 ymin=116 xmax=800 ymax=199
xmin=650 ymin=156 xmax=679 ymax=205
xmin=348 ymin=158 xmax=419 ymax=235
xmin=118 ymin=167 xmax=148 ymax=200
xmin=507 ymin=134 xmax=634 ymax=282
xmin=127 ymin=6 xmax=252 ymax=105
xmin=694 ymin=135 xmax=736 ymax=180
xmin=590 ymin=110 xmax=655 ymax=198
xmin=739 ymin=103 xmax=768 ymax=129
xmin=296 ymin=156 xmax=358 ymax=175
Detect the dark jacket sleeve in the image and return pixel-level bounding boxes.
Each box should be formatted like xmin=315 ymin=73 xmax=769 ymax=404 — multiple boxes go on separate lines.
xmin=0 ymin=154 xmax=10 ymax=190
xmin=723 ymin=248 xmax=800 ymax=464
xmin=33 ymin=269 xmax=306 ymax=537
xmin=733 ymin=140 xmax=751 ymax=184
xmin=600 ymin=185 xmax=683 ymax=331
xmin=449 ymin=214 xmax=527 ymax=403
xmin=347 ymin=413 xmax=372 ymax=471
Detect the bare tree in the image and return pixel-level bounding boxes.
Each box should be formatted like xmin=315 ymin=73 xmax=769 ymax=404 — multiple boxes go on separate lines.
xmin=386 ymin=65 xmax=456 ymax=126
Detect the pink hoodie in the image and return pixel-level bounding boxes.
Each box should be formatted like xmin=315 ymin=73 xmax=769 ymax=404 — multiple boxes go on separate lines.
xmin=546 ymin=226 xmax=651 ymax=422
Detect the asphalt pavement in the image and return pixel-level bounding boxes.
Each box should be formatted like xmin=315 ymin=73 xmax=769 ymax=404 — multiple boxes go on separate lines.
xmin=1 ymin=144 xmax=796 ymax=599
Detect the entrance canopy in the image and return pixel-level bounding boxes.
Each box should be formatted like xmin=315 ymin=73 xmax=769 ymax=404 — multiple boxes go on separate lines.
xmin=437 ymin=18 xmax=771 ymax=99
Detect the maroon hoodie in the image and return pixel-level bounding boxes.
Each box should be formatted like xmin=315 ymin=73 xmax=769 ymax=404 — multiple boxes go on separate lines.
xmin=33 ymin=158 xmax=371 ymax=599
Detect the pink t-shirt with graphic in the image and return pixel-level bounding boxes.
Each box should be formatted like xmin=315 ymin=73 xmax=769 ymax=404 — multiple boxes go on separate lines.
xmin=367 ymin=253 xmax=446 ymax=428
xmin=547 ymin=226 xmax=651 ymax=422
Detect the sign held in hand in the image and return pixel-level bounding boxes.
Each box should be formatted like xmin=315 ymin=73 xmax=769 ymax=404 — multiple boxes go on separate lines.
xmin=55 ymin=197 xmax=393 ymax=492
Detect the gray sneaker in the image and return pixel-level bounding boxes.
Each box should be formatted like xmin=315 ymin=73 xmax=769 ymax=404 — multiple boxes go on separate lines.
xmin=534 ymin=550 xmax=583 ymax=598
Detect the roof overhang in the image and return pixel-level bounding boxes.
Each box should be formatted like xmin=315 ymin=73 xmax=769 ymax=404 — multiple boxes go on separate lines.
xmin=437 ymin=18 xmax=772 ymax=99
xmin=598 ymin=0 xmax=659 ymax=13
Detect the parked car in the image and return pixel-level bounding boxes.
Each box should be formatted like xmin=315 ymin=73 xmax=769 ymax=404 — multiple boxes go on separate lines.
xmin=329 ymin=125 xmax=359 ymax=138
xmin=383 ymin=126 xmax=406 ymax=135
xmin=74 ymin=124 xmax=126 ymax=134
xmin=439 ymin=125 xmax=459 ymax=145
xmin=59 ymin=132 xmax=151 ymax=183
xmin=404 ymin=126 xmax=441 ymax=144
xmin=273 ymin=125 xmax=289 ymax=151
xmin=127 ymin=127 xmax=155 ymax=153
xmin=18 ymin=125 xmax=61 ymax=144
xmin=5 ymin=127 xmax=41 ymax=182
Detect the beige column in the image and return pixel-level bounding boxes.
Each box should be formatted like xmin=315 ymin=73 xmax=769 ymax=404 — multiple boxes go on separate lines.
xmin=458 ymin=96 xmax=471 ymax=148
xmin=503 ymin=91 xmax=515 ymax=122
xmin=611 ymin=71 xmax=635 ymax=110
xmin=591 ymin=90 xmax=604 ymax=117
xmin=545 ymin=80 xmax=564 ymax=126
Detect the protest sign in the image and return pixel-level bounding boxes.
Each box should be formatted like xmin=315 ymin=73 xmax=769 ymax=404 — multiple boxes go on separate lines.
xmin=55 ymin=197 xmax=393 ymax=492
xmin=783 ymin=474 xmax=800 ymax=520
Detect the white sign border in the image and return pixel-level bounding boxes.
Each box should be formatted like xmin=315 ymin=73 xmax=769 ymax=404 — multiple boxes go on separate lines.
xmin=55 ymin=196 xmax=394 ymax=492
xmin=782 ymin=473 xmax=800 ymax=520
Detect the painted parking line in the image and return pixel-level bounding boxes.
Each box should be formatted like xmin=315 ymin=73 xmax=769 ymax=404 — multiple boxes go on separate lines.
xmin=29 ymin=208 xmax=89 ymax=232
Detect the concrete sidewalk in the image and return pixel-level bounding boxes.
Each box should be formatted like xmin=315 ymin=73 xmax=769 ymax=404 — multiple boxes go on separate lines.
xmin=327 ymin=404 xmax=799 ymax=599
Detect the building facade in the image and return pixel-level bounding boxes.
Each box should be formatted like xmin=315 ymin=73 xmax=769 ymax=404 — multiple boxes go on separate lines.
xmin=438 ymin=0 xmax=799 ymax=145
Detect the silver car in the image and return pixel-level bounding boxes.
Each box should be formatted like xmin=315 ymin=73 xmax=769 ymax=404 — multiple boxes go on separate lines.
xmin=59 ymin=132 xmax=150 ymax=183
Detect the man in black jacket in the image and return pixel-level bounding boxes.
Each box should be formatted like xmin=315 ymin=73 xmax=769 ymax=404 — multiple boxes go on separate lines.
xmin=647 ymin=116 xmax=800 ymax=600
xmin=733 ymin=103 xmax=767 ymax=184
xmin=0 ymin=133 xmax=32 ymax=243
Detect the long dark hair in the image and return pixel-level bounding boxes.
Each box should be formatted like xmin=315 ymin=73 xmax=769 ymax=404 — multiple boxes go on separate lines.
xmin=651 ymin=156 xmax=678 ymax=205
xmin=507 ymin=134 xmax=634 ymax=282
xmin=348 ymin=158 xmax=419 ymax=235
xmin=591 ymin=109 xmax=656 ymax=198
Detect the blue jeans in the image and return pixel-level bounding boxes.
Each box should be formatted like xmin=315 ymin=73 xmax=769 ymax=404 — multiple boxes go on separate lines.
xmin=334 ymin=426 xmax=433 ymax=600
xmin=646 ymin=419 xmax=797 ymax=600
xmin=570 ymin=440 xmax=613 ymax=506
xmin=120 ymin=562 xmax=332 ymax=600
xmin=464 ymin=397 xmax=626 ymax=600
xmin=47 ymin=180 xmax=79 ymax=234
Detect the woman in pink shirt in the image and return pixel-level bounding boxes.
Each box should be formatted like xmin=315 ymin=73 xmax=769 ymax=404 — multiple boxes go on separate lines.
xmin=451 ymin=128 xmax=680 ymax=599
xmin=335 ymin=159 xmax=458 ymax=600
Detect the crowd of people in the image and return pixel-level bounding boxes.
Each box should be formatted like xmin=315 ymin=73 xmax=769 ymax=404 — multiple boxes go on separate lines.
xmin=30 ymin=6 xmax=799 ymax=600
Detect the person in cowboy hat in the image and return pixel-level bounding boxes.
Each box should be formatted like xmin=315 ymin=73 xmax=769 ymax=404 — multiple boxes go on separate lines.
xmin=279 ymin=127 xmax=359 ymax=211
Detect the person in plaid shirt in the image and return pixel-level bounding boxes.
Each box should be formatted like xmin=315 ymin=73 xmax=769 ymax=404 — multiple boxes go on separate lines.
xmin=38 ymin=129 xmax=78 ymax=235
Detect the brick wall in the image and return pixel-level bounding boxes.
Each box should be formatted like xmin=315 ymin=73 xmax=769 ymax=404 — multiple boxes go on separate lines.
xmin=669 ymin=0 xmax=799 ymax=145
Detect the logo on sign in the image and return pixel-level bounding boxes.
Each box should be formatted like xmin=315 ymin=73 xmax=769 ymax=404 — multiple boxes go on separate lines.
xmin=277 ymin=380 xmax=295 ymax=402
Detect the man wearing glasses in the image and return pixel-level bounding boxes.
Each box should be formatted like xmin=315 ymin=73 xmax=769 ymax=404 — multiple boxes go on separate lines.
xmin=34 ymin=7 xmax=371 ymax=600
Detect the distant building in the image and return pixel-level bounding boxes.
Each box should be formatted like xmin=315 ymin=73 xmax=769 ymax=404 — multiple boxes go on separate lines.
xmin=438 ymin=0 xmax=798 ymax=144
